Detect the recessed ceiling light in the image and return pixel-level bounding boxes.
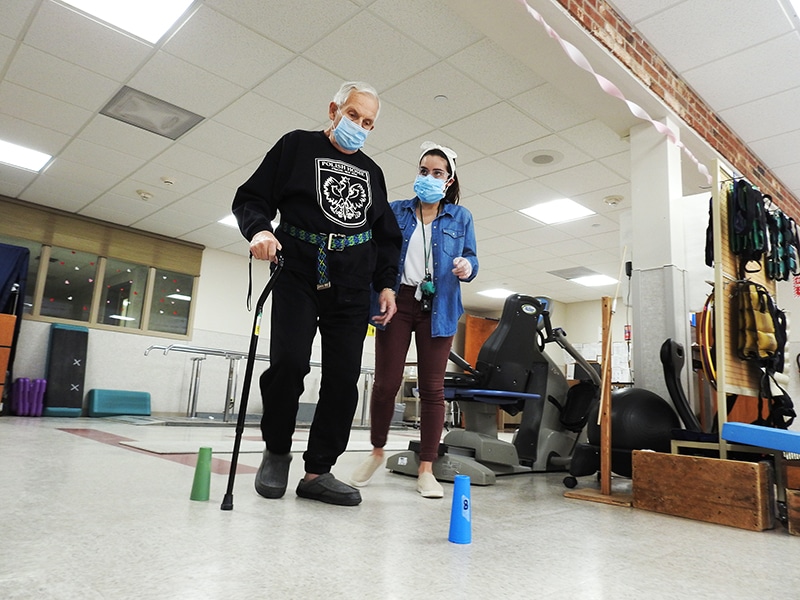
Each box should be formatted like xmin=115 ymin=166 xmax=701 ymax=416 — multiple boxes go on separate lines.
xmin=570 ymin=274 xmax=618 ymax=287
xmin=520 ymin=198 xmax=595 ymax=225
xmin=61 ymin=0 xmax=195 ymax=44
xmin=478 ymin=288 xmax=516 ymax=299
xmin=101 ymin=86 xmax=204 ymax=140
xmin=167 ymin=293 xmax=192 ymax=301
xmin=0 ymin=139 xmax=51 ymax=172
xmin=523 ymin=149 xmax=564 ymax=167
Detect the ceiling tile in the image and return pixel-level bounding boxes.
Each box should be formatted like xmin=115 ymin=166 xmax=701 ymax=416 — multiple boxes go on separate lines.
xmin=634 ymin=0 xmax=792 ymax=72
xmin=493 ymin=134 xmax=592 ymax=181
xmin=0 ymin=0 xmax=37 ymax=38
xmin=484 ymin=178 xmax=562 ymax=212
xmin=559 ymin=120 xmax=630 ymax=159
xmin=43 ymin=157 xmax=124 ymax=191
xmin=24 ymin=1 xmax=151 ymax=81
xmin=461 ymin=194 xmax=512 ymax=222
xmin=719 ymin=86 xmax=800 ymax=143
xmin=535 ymin=162 xmax=626 ymax=198
xmin=457 ymin=156 xmax=527 ymax=194
xmin=683 ymin=32 xmax=800 ymax=111
xmin=132 ymin=208 xmax=210 ymax=238
xmin=749 ymin=129 xmax=800 ymax=170
xmin=252 ymin=58 xmax=347 ymax=123
xmin=79 ymin=116 xmax=172 ymax=160
xmin=163 ymin=6 xmax=294 ymax=89
xmin=19 ymin=174 xmax=103 ymax=212
xmin=382 ymin=62 xmax=500 ymax=127
xmin=79 ymin=192 xmax=161 ymax=226
xmin=153 ymin=145 xmax=239 ymax=182
xmin=510 ymin=83 xmax=592 ymax=132
xmin=605 ymin=0 xmax=684 ymax=24
xmin=128 ymin=51 xmax=246 ymax=117
xmin=0 ymin=113 xmax=70 ymax=155
xmin=448 ymin=38 xmax=545 ymax=98
xmin=6 ymin=44 xmax=119 ymax=111
xmin=206 ymin=0 xmax=359 ymax=53
xmin=369 ymin=0 xmax=483 ymax=57
xmin=0 ymin=81 xmax=92 ymax=135
xmin=305 ymin=11 xmax=438 ymax=91
xmin=214 ymin=94 xmax=317 ymax=145
xmin=443 ymin=102 xmax=550 ymax=155
xmin=180 ymin=120 xmax=267 ymax=167
xmin=59 ymin=139 xmax=145 ymax=177
xmin=180 ymin=222 xmax=245 ymax=249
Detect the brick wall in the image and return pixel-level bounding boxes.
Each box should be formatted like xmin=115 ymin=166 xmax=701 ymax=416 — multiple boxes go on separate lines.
xmin=555 ymin=0 xmax=800 ymax=214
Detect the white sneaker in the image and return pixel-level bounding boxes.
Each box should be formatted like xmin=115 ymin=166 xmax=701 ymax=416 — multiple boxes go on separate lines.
xmin=349 ymin=454 xmax=384 ymax=487
xmin=416 ymin=472 xmax=444 ymax=498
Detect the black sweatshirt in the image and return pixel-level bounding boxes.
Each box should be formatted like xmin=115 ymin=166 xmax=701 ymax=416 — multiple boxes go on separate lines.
xmin=232 ymin=130 xmax=401 ymax=291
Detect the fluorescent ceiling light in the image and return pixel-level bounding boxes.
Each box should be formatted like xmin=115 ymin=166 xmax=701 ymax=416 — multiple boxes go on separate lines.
xmin=478 ymin=288 xmax=516 ymax=299
xmin=218 ymin=215 xmax=238 ymax=228
xmin=61 ymin=0 xmax=194 ymax=44
xmin=167 ymin=293 xmax=192 ymax=301
xmin=101 ymin=86 xmax=203 ymax=140
xmin=109 ymin=315 xmax=136 ymax=321
xmin=520 ymin=198 xmax=595 ymax=225
xmin=219 ymin=215 xmax=280 ymax=230
xmin=0 ymin=139 xmax=51 ymax=172
xmin=570 ymin=274 xmax=618 ymax=287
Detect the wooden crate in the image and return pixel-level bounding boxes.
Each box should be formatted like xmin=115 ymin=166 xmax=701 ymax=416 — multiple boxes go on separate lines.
xmin=784 ymin=459 xmax=800 ymax=491
xmin=788 ymin=489 xmax=800 ymax=536
xmin=632 ymin=450 xmax=774 ymax=531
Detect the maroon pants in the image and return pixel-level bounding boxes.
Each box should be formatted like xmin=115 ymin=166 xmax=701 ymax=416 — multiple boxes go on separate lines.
xmin=370 ymin=285 xmax=453 ymax=462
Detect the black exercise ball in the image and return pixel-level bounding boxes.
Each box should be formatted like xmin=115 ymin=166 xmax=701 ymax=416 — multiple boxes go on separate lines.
xmin=587 ymin=387 xmax=680 ymax=452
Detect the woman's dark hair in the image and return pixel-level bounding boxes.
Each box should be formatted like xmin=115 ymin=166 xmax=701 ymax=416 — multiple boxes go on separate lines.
xmin=421 ymin=148 xmax=460 ymax=205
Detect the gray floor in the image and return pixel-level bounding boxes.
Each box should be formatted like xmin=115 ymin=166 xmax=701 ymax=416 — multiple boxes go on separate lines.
xmin=1 ymin=416 xmax=797 ymax=600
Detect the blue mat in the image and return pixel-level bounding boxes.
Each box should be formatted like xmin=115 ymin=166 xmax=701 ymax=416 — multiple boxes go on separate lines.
xmin=721 ymin=422 xmax=800 ymax=453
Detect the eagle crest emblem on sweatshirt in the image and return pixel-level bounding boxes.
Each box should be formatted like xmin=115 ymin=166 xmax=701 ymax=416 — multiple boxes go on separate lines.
xmin=316 ymin=159 xmax=372 ymax=228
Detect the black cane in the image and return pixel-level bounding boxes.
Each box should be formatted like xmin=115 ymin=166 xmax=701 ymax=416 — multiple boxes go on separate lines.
xmin=221 ymin=254 xmax=284 ymax=511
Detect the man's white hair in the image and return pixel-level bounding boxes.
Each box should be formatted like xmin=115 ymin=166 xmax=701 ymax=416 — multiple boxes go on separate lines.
xmin=333 ymin=81 xmax=381 ymax=119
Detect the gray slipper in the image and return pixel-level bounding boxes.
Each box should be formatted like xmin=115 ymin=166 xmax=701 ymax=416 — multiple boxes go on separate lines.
xmin=255 ymin=450 xmax=292 ymax=499
xmin=296 ymin=473 xmax=361 ymax=506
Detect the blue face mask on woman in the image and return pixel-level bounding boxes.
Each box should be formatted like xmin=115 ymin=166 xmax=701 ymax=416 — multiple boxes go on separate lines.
xmin=332 ymin=113 xmax=370 ymax=151
xmin=414 ymin=174 xmax=447 ymax=204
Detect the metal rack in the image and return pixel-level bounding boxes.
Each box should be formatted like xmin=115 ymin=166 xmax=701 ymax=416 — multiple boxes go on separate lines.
xmin=145 ymin=343 xmax=374 ymax=424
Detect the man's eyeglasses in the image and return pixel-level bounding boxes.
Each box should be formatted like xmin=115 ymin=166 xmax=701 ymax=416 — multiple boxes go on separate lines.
xmin=418 ymin=167 xmax=449 ymax=180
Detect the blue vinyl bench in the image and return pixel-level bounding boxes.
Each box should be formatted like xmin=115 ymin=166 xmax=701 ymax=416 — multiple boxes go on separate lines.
xmin=721 ymin=422 xmax=800 ymax=454
xmin=87 ymin=389 xmax=151 ymax=417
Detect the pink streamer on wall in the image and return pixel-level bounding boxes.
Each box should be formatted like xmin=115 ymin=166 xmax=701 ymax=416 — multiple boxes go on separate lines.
xmin=516 ymin=0 xmax=712 ymax=185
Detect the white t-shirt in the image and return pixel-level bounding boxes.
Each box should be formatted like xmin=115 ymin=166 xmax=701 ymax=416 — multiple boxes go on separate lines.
xmin=400 ymin=216 xmax=433 ymax=288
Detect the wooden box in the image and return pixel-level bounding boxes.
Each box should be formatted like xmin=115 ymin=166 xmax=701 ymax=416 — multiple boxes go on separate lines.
xmin=632 ymin=450 xmax=774 ymax=531
xmin=787 ymin=489 xmax=800 ymax=536
xmin=784 ymin=459 xmax=800 ymax=491
xmin=0 ymin=313 xmax=15 ymax=347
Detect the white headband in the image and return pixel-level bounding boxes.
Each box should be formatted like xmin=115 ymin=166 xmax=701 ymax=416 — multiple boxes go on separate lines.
xmin=419 ymin=141 xmax=457 ymax=177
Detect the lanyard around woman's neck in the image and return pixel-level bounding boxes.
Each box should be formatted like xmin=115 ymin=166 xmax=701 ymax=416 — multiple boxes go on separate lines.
xmin=418 ymin=201 xmax=439 ymax=277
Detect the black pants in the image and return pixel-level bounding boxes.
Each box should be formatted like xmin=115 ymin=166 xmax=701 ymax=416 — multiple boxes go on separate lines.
xmin=259 ymin=268 xmax=370 ymax=474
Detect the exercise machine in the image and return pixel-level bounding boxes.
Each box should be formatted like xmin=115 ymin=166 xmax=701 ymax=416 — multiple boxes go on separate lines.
xmin=386 ymin=294 xmax=601 ymax=485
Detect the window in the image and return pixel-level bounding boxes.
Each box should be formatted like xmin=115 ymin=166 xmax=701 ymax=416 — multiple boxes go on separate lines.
xmin=0 ymin=234 xmax=41 ymax=315
xmin=99 ymin=258 xmax=149 ymax=328
xmin=148 ymin=269 xmax=195 ymax=335
xmin=0 ymin=197 xmax=202 ymax=338
xmin=39 ymin=247 xmax=99 ymax=322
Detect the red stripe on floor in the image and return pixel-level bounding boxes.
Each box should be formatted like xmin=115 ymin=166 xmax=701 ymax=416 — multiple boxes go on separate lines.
xmin=58 ymin=428 xmax=256 ymax=475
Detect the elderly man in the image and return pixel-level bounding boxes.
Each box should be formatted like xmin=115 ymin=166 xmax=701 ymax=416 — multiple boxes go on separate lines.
xmin=232 ymin=81 xmax=402 ymax=506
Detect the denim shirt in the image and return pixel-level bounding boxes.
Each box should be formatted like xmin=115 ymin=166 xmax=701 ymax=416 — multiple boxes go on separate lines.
xmin=371 ymin=198 xmax=479 ymax=337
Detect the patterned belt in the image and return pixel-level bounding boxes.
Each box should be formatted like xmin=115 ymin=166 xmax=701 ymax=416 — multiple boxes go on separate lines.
xmin=280 ymin=223 xmax=372 ymax=290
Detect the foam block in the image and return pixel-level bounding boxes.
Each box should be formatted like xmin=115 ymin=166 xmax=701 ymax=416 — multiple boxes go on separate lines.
xmin=721 ymin=422 xmax=800 ymax=454
xmin=87 ymin=389 xmax=151 ymax=417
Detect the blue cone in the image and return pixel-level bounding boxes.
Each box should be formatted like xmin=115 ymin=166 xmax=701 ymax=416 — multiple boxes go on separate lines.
xmin=448 ymin=474 xmax=472 ymax=544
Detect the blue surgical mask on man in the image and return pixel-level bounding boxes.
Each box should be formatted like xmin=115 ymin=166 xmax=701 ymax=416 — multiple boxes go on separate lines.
xmin=332 ymin=113 xmax=370 ymax=151
xmin=414 ymin=175 xmax=447 ymax=204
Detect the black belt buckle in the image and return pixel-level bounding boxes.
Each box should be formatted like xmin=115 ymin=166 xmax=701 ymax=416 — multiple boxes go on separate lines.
xmin=327 ymin=233 xmax=346 ymax=251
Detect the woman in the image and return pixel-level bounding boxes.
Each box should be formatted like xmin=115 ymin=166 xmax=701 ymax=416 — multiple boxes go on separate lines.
xmin=350 ymin=141 xmax=478 ymax=498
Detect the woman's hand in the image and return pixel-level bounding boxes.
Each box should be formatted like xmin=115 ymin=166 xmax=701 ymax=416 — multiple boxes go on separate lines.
xmin=452 ymin=256 xmax=472 ymax=279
